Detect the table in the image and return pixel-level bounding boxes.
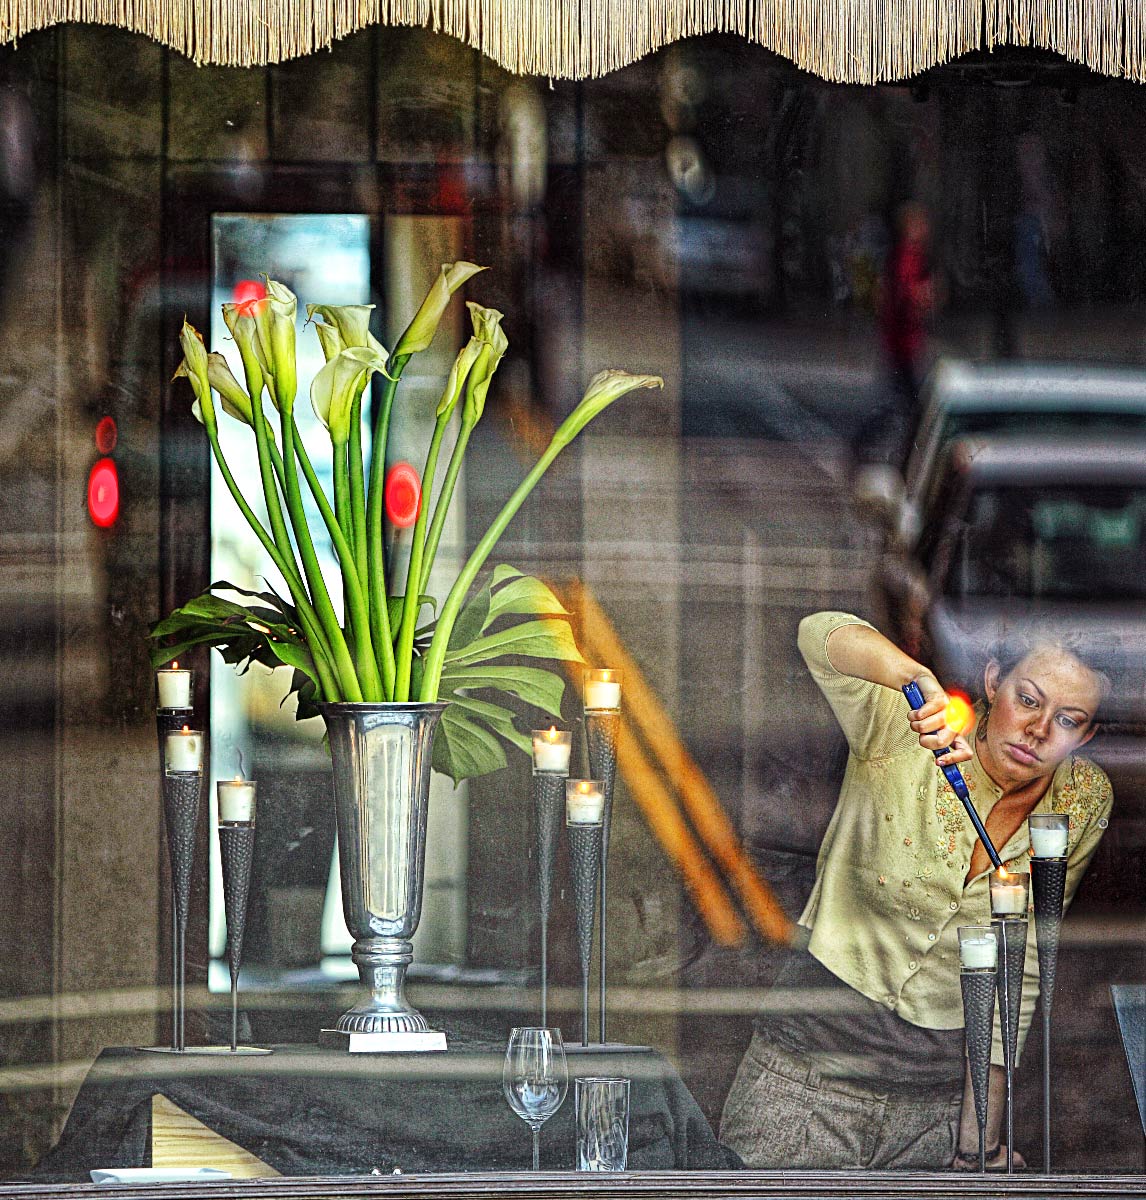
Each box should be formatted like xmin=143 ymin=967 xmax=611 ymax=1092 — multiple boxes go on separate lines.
xmin=28 ymin=1033 xmax=740 ymax=1182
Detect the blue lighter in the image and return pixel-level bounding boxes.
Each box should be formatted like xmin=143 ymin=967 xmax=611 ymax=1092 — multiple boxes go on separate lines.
xmin=902 ymin=680 xmax=1003 ymax=870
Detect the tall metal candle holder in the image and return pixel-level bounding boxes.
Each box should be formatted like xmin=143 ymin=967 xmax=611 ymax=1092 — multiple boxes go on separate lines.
xmin=213 ymin=778 xmax=272 ymax=1056
xmin=531 ymin=729 xmax=572 ymax=1026
xmin=958 ymin=924 xmax=999 ymax=1172
xmin=1029 ymin=813 xmax=1069 ymax=1174
xmin=566 ymin=779 xmax=605 ymax=1047
xmin=161 ymin=726 xmax=205 ymax=1053
xmin=155 ymin=684 xmax=194 ymax=1052
xmin=583 ymin=669 xmax=621 ymax=1044
xmin=991 ymin=868 xmax=1030 ymax=1176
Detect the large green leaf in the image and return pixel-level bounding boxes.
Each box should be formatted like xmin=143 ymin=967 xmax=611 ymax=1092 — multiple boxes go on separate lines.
xmin=433 ymin=705 xmax=508 ymax=780
xmin=444 ymin=619 xmax=583 ymax=669
xmin=447 ymin=695 xmax=532 ymax=754
xmin=439 ymin=664 xmax=566 ymax=717
xmin=485 ymin=574 xmax=568 ymax=628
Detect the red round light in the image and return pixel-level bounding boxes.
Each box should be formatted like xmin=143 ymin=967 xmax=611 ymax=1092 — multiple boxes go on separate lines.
xmin=384 ymin=461 xmax=421 ymax=528
xmin=87 ymin=458 xmax=119 ymax=528
xmin=233 ymin=278 xmax=267 ymax=317
xmin=95 ymin=415 xmax=118 ymax=454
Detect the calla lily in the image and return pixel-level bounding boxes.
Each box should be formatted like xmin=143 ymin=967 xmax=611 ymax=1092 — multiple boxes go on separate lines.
xmin=307 ymin=303 xmax=388 ymax=363
xmin=553 ymin=370 xmax=664 ymax=447
xmin=393 ymin=261 xmax=486 ymax=359
xmin=176 ymin=321 xmax=216 ymax=431
xmin=436 ymin=338 xmax=483 ymax=420
xmin=221 ymin=305 xmax=266 ymax=402
xmin=206 ymin=353 xmax=256 ymax=427
xmin=253 ymin=278 xmax=298 ymax=412
xmin=311 ymin=345 xmax=388 ymax=446
xmin=461 ymin=304 xmax=509 ymax=426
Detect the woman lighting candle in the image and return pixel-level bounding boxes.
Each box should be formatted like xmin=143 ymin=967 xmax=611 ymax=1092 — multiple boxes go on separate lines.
xmin=721 ymin=612 xmax=1116 ymax=1173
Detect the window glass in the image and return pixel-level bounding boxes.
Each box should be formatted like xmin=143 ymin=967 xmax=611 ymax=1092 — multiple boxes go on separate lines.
xmin=1 ymin=23 xmax=1143 ymax=1187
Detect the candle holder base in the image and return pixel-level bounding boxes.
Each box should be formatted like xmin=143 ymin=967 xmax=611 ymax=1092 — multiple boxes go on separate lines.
xmin=960 ymin=969 xmax=996 ymax=1172
xmin=585 ymin=709 xmax=620 ymax=1045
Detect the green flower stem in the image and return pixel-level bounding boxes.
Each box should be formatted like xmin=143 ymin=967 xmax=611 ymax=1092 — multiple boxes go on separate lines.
xmin=332 ymin=441 xmax=355 ymax=563
xmin=419 ymin=437 xmax=567 ymax=702
xmin=394 ymin=412 xmax=448 ymax=700
xmin=285 ymin=423 xmax=382 ymax=701
xmin=366 ymin=356 xmax=409 ymax=697
xmin=280 ymin=412 xmax=364 ymax=702
xmin=348 ymin=389 xmax=369 ymax=591
xmin=206 ymin=427 xmax=340 ymax=702
xmin=248 ymin=394 xmax=304 ymax=598
xmin=418 ymin=418 xmax=474 ymax=597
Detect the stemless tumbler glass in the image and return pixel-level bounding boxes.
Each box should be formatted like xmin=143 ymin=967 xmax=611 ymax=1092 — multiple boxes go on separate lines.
xmin=575 ymin=1077 xmax=630 ymax=1171
xmin=502 ymin=1027 xmax=569 ymax=1170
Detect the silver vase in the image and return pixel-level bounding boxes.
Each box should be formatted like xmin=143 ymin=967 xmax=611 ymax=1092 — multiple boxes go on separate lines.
xmin=321 ymin=701 xmax=448 ymax=1041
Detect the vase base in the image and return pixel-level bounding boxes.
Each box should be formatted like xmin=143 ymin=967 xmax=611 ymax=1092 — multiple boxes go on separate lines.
xmin=319 ymin=1028 xmax=447 ymax=1053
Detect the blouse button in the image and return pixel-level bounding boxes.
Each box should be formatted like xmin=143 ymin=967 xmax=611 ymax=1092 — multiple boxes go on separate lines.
xmin=949 ymin=901 xmax=959 ymax=911
xmin=927 ymin=933 xmax=936 ymax=941
xmin=908 ymin=961 xmax=918 ymax=971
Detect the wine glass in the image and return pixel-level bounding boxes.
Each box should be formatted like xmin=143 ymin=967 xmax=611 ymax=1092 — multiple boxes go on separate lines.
xmin=502 ymin=1026 xmax=569 ymax=1170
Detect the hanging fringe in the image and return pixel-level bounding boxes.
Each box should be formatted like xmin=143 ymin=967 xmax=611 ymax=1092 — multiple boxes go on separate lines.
xmin=2 ymin=0 xmax=1145 ymax=81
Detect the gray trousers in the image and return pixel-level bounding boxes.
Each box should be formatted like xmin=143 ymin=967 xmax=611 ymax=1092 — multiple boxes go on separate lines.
xmin=720 ymin=1033 xmax=961 ymax=1170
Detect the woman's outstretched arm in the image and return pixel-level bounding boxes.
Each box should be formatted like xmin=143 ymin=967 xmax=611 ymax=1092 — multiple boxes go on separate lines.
xmin=822 ymin=620 xmax=972 ymax=766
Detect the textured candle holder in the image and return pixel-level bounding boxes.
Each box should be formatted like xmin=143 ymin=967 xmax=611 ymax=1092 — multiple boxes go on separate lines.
xmin=154 ymin=709 xmax=192 ymax=1051
xmin=961 ymin=968 xmax=997 ymax=1172
xmin=533 ymin=772 xmax=566 ymax=1026
xmin=993 ymin=917 xmax=1028 ymax=1175
xmin=1031 ymin=855 xmax=1068 ymax=1173
xmin=218 ymin=822 xmax=271 ymax=1055
xmin=567 ymin=821 xmax=603 ymax=1047
xmin=584 ymin=709 xmax=619 ymax=1044
xmin=161 ymin=766 xmax=202 ymax=1053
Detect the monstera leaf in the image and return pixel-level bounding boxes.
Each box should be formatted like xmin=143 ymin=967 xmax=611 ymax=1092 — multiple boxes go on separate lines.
xmin=433 ymin=565 xmax=582 ymax=784
xmin=149 ymin=582 xmax=324 ymax=710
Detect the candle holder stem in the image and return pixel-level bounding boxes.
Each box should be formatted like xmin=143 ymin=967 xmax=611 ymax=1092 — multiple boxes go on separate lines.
xmin=219 ymin=822 xmax=257 ymax=1053
xmin=585 ymin=710 xmax=619 ymax=1044
xmin=533 ymin=773 xmax=565 ymax=1027
xmin=156 ymin=710 xmax=192 ymax=1050
xmin=162 ymin=768 xmax=201 ymax=1053
xmin=1031 ymin=855 xmax=1067 ymax=1173
xmin=960 ymin=969 xmax=996 ymax=1174
xmin=993 ymin=917 xmax=1028 ymax=1176
xmin=567 ymin=822 xmax=602 ymax=1047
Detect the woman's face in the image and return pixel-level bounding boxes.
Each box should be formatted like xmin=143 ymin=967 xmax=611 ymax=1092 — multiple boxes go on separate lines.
xmin=979 ymin=645 xmax=1104 ymax=788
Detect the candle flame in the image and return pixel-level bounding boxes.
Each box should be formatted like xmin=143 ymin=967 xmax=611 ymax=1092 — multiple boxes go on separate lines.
xmin=546 ymin=726 xmax=558 ymax=741
xmin=944 ymin=692 xmax=973 ymax=735
xmin=577 ymin=780 xmax=592 ymax=794
xmin=171 ymin=661 xmax=179 ymax=670
xmin=181 ymin=725 xmax=190 ymax=734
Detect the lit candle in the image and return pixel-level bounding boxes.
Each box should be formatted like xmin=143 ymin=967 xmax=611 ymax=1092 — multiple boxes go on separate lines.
xmin=958 ymin=925 xmax=998 ymax=970
xmin=584 ymin=668 xmax=622 ymax=712
xmin=217 ymin=778 xmax=256 ymax=824
xmin=165 ymin=727 xmax=203 ymax=773
xmin=566 ymin=779 xmax=605 ymax=825
xmin=1028 ymin=814 xmax=1068 ymax=859
xmin=157 ymin=664 xmax=192 ymax=710
xmin=990 ymin=869 xmax=1029 ymax=917
xmin=532 ymin=727 xmax=572 ymax=774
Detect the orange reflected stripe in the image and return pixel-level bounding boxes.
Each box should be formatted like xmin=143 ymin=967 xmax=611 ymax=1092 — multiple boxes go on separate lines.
xmin=564 ymin=578 xmax=794 ymax=946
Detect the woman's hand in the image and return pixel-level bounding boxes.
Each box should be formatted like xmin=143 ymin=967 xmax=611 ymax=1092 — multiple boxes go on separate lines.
xmin=907 ymin=673 xmax=973 ymax=766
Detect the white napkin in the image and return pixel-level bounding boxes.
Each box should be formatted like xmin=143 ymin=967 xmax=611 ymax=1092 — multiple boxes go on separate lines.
xmin=90 ymin=1168 xmax=232 ymax=1185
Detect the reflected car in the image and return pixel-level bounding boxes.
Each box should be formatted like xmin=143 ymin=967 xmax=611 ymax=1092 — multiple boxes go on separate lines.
xmin=857 ymin=359 xmax=1146 ymax=544
xmin=874 ymin=434 xmax=1146 ymax=717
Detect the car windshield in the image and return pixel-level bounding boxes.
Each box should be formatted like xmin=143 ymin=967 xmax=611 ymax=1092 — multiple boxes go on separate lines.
xmin=946 ymin=484 xmax=1146 ymax=601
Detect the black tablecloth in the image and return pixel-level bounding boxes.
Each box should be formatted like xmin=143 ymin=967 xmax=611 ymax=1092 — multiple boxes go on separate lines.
xmin=29 ymin=1031 xmax=740 ymax=1180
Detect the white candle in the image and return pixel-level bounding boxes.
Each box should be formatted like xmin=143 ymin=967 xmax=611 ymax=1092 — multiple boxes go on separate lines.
xmin=990 ymin=871 xmax=1029 ymax=916
xmin=959 ymin=935 xmax=997 ymax=970
xmin=217 ymin=779 xmax=256 ymax=823
xmin=157 ymin=666 xmax=192 ymax=710
xmin=566 ymin=780 xmax=605 ymax=824
xmin=584 ymin=669 xmax=622 ymax=711
xmin=165 ymin=728 xmax=203 ymax=773
xmin=532 ymin=727 xmax=572 ymax=774
xmin=1029 ymin=825 xmax=1068 ymax=858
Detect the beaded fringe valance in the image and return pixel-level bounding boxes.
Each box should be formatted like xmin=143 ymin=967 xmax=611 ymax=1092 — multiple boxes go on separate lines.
xmin=2 ymin=0 xmax=1145 ymax=81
